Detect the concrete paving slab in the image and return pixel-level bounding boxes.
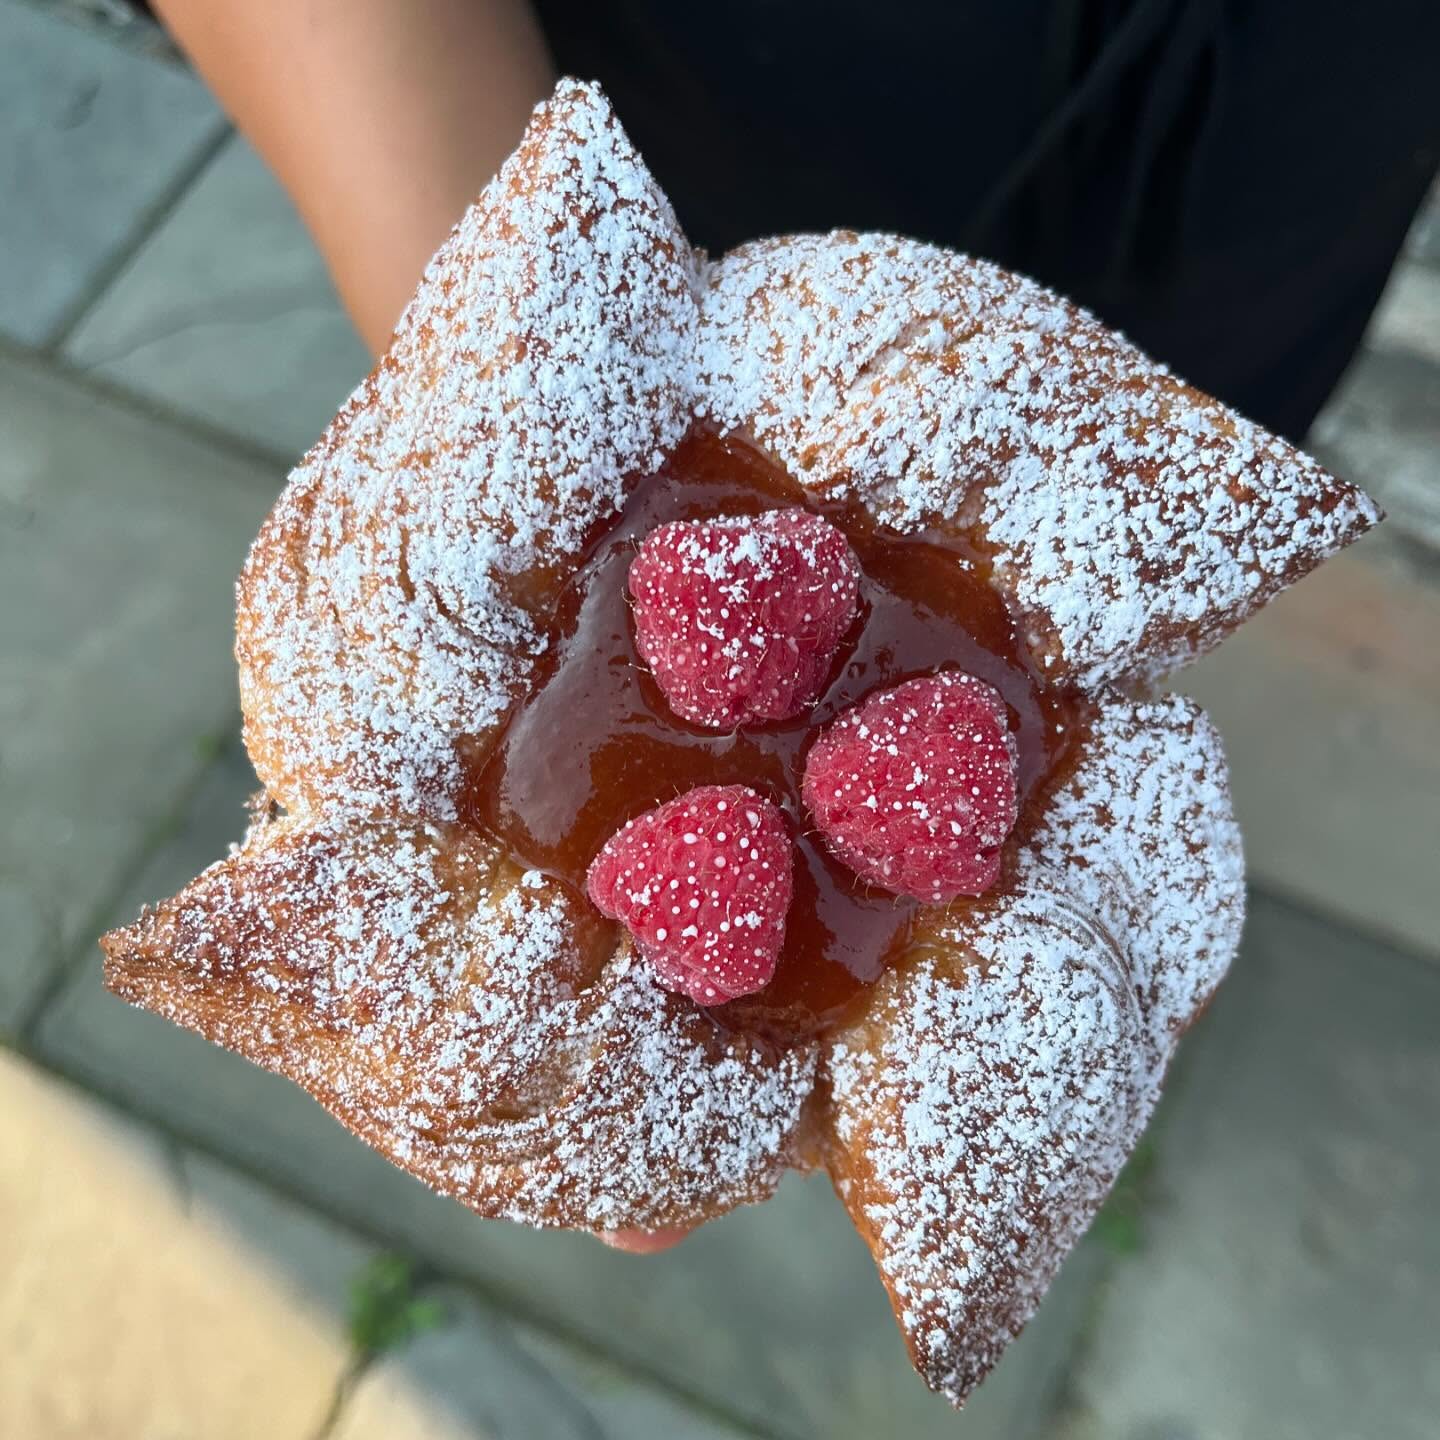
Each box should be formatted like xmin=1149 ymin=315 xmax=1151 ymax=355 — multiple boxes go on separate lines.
xmin=1366 ymin=261 xmax=1440 ymax=366
xmin=0 ymin=0 xmax=223 ymax=346
xmin=1177 ymin=536 xmax=1440 ymax=963
xmin=1057 ymin=894 xmax=1440 ymax=1440
xmin=332 ymin=1286 xmax=755 ymax=1440
xmin=0 ymin=1048 xmax=370 ymax=1439
xmin=1311 ymin=346 xmax=1440 ymax=552
xmin=46 ymin=0 xmax=183 ymax=63
xmin=42 ymin=739 xmax=1099 ymax=1440
xmin=0 ymin=353 xmax=277 ymax=1031
xmin=65 ymin=133 xmax=370 ymax=457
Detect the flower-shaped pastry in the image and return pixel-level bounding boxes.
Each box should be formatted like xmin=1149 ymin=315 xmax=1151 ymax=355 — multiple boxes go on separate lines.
xmin=102 ymin=81 xmax=1380 ymax=1406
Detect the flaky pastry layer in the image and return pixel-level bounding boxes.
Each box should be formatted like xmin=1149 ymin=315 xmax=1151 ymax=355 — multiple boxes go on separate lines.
xmin=103 ymin=80 xmax=1374 ymax=1406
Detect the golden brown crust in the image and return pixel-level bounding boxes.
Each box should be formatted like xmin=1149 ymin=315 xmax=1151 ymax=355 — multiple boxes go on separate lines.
xmin=693 ymin=234 xmax=1379 ymax=688
xmin=823 ymin=695 xmax=1242 ymax=1403
xmin=103 ymin=816 xmax=816 ymax=1230
xmin=235 ymin=80 xmax=697 ymax=819
xmin=102 ymin=78 xmax=1375 ymax=1408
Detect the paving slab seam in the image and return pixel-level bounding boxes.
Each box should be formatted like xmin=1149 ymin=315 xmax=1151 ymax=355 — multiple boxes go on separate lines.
xmin=305 ymin=1355 xmax=368 ymax=1440
xmin=0 ymin=1038 xmax=789 ymax=1440
xmin=1245 ymin=876 xmax=1440 ymax=975
xmin=14 ymin=740 xmax=240 ymax=1040
xmin=1035 ymin=1090 xmax=1187 ymax=1437
xmin=68 ymin=285 xmax=352 ymax=373
xmin=38 ymin=115 xmax=235 ymax=354
xmin=989 ymin=879 xmax=1440 ymax=1433
xmin=1044 ymin=895 xmax=1440 ymax=1438
xmin=1044 ymin=884 xmax=1440 ymax=1437
xmin=306 ymin=1275 xmax=608 ymax=1440
xmin=1017 ymin=1017 xmax=1221 ymax=1438
xmin=452 ymin=1314 xmax=612 ymax=1440
xmin=0 ymin=334 xmax=298 ymax=473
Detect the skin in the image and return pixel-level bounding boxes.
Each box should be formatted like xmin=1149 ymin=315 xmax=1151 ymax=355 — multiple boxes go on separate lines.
xmin=156 ymin=0 xmax=688 ymax=1252
xmin=151 ymin=0 xmax=556 ymax=353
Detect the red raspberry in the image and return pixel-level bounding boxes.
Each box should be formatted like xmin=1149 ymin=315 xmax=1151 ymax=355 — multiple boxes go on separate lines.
xmin=628 ymin=508 xmax=860 ymax=729
xmin=802 ymin=673 xmax=1019 ymax=901
xmin=586 ymin=785 xmax=793 ymax=1004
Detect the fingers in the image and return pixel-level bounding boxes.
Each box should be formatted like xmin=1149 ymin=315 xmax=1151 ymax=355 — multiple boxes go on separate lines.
xmin=595 ymin=1226 xmax=694 ymax=1254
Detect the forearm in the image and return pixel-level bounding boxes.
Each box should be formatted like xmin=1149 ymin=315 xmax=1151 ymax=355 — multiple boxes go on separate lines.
xmin=153 ymin=0 xmax=555 ymax=351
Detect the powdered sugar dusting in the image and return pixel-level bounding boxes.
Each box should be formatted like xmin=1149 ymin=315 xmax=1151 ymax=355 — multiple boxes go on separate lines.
xmin=692 ymin=233 xmax=1380 ymax=686
xmin=237 ymin=80 xmax=697 ymax=819
xmin=628 ymin=507 xmax=860 ymax=727
xmin=101 ymin=75 xmax=1375 ymax=1409
xmin=239 ymin=110 xmax=1378 ymax=826
xmin=824 ymin=694 xmax=1243 ymax=1402
xmin=586 ymin=785 xmax=793 ymax=1004
xmin=103 ymin=812 xmax=814 ymax=1228
xmin=803 ymin=672 xmax=1020 ymax=901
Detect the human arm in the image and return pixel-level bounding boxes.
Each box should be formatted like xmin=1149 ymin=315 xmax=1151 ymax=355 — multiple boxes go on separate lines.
xmin=150 ymin=0 xmax=555 ymax=351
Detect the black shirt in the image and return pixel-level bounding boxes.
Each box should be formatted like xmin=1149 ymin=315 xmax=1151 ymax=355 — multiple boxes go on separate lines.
xmin=534 ymin=0 xmax=1440 ymax=440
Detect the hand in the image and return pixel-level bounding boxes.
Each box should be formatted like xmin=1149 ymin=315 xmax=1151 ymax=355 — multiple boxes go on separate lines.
xmin=597 ymin=1227 xmax=693 ymax=1254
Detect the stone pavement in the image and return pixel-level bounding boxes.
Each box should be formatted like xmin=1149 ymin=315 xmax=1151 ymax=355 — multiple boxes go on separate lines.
xmin=1052 ymin=898 xmax=1440 ymax=1440
xmin=2 ymin=2 xmax=1437 ymax=1436
xmin=0 ymin=1051 xmax=763 ymax=1440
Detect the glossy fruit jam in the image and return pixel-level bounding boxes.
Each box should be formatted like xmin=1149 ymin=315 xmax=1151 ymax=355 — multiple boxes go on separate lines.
xmin=466 ymin=426 xmax=1082 ymax=1041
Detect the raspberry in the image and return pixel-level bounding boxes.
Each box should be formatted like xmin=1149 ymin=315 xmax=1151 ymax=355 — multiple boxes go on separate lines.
xmin=628 ymin=508 xmax=860 ymax=729
xmin=802 ymin=673 xmax=1019 ymax=901
xmin=586 ymin=785 xmax=793 ymax=1004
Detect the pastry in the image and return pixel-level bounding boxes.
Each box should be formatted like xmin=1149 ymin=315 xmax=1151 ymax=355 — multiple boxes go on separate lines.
xmin=100 ymin=80 xmax=1380 ymax=1405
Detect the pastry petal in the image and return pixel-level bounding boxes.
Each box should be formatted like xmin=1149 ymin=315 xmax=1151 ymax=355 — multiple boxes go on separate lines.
xmin=102 ymin=814 xmax=814 ymax=1231
xmin=693 ymin=234 xmax=1380 ymax=687
xmin=237 ymin=81 xmax=698 ymax=819
xmin=822 ymin=694 xmax=1242 ymax=1403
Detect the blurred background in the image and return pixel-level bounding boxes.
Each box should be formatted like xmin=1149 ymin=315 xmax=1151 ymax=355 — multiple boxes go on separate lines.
xmin=1 ymin=1 xmax=1437 ymax=1436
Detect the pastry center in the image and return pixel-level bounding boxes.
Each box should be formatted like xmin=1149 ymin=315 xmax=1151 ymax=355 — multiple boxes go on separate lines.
xmin=463 ymin=426 xmax=1081 ymax=1041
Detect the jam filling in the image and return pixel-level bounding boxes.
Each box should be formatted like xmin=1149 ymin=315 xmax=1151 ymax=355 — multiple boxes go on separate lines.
xmin=464 ymin=427 xmax=1081 ymax=1041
